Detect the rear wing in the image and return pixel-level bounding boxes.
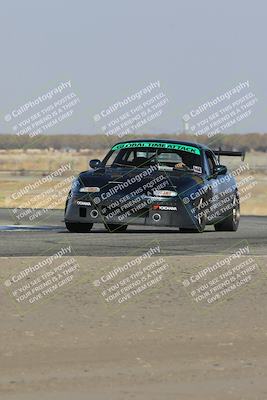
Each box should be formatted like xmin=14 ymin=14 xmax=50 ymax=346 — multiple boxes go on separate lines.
xmin=213 ymin=149 xmax=246 ymax=163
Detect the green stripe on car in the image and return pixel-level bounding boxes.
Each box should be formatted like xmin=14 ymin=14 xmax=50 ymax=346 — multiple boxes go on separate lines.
xmin=112 ymin=142 xmax=201 ymax=155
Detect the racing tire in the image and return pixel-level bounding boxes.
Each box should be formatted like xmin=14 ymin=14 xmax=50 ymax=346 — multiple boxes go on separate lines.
xmin=65 ymin=222 xmax=93 ymax=233
xmin=214 ymin=193 xmax=240 ymax=232
xmin=180 ymin=197 xmax=207 ymax=233
xmin=104 ymin=224 xmax=128 ymax=233
xmin=64 ymin=191 xmax=71 ymax=214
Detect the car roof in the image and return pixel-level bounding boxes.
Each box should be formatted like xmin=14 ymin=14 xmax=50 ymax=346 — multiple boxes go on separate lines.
xmin=113 ymin=138 xmax=211 ymax=151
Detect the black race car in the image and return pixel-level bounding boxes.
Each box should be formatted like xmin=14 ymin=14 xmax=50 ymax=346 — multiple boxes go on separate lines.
xmin=64 ymin=139 xmax=245 ymax=233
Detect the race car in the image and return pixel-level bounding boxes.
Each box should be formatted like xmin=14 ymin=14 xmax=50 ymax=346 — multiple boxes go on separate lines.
xmin=64 ymin=139 xmax=245 ymax=233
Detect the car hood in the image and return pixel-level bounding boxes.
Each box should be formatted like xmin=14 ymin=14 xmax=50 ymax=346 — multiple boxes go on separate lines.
xmin=78 ymin=166 xmax=204 ymax=194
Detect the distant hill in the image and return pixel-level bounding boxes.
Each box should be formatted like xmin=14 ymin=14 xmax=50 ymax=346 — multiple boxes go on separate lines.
xmin=0 ymin=133 xmax=266 ymax=152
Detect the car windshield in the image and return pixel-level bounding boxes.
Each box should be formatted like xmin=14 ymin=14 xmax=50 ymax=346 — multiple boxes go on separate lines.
xmin=103 ymin=142 xmax=203 ymax=173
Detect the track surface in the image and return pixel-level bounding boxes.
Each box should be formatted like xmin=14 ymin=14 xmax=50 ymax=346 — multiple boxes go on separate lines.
xmin=1 ymin=208 xmax=267 ymax=400
xmin=0 ymin=209 xmax=266 ymax=256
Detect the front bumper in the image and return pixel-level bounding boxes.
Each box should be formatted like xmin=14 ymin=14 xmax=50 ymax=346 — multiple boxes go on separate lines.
xmin=65 ymin=193 xmax=198 ymax=228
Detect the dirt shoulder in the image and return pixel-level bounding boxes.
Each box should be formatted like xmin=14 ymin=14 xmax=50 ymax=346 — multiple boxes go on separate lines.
xmin=0 ymin=255 xmax=267 ymax=400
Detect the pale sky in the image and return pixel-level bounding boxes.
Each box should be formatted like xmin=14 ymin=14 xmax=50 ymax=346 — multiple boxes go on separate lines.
xmin=0 ymin=0 xmax=266 ymax=135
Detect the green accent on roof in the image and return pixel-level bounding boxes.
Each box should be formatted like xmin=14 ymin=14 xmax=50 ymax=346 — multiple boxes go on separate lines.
xmin=112 ymin=142 xmax=201 ymax=155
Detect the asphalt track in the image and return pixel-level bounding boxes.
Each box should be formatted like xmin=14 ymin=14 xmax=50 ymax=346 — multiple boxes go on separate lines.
xmin=0 ymin=208 xmax=266 ymax=257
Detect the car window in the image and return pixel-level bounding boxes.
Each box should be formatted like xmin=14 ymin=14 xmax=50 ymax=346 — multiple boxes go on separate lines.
xmin=157 ymin=152 xmax=182 ymax=163
xmin=104 ymin=142 xmax=203 ymax=170
xmin=105 ymin=151 xmax=117 ymax=166
xmin=205 ymin=151 xmax=217 ymax=175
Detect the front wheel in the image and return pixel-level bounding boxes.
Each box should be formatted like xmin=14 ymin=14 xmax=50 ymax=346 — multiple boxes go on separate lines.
xmin=104 ymin=224 xmax=128 ymax=233
xmin=214 ymin=193 xmax=240 ymax=232
xmin=65 ymin=222 xmax=93 ymax=232
xmin=180 ymin=197 xmax=207 ymax=233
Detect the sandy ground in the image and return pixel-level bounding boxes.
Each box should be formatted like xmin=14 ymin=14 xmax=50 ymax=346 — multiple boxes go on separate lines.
xmin=1 ymin=255 xmax=267 ymax=400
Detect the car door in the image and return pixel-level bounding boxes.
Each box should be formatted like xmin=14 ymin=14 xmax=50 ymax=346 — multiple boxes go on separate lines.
xmin=204 ymin=150 xmax=230 ymax=222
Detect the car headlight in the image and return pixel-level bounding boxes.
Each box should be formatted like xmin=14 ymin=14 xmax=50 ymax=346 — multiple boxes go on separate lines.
xmin=79 ymin=187 xmax=100 ymax=193
xmin=153 ymin=190 xmax=177 ymax=197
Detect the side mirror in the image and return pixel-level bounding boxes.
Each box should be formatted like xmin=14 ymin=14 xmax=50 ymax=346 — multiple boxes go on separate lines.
xmin=89 ymin=159 xmax=102 ymax=169
xmin=214 ymin=165 xmax=227 ymax=176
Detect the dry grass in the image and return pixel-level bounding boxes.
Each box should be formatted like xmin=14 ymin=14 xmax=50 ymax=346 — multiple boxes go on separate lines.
xmin=0 ymin=148 xmax=107 ymax=173
xmin=0 ymin=150 xmax=266 ymax=215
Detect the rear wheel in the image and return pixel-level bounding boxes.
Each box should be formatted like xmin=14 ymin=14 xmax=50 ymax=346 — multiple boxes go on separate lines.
xmin=105 ymin=224 xmax=128 ymax=233
xmin=214 ymin=193 xmax=240 ymax=231
xmin=65 ymin=222 xmax=93 ymax=232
